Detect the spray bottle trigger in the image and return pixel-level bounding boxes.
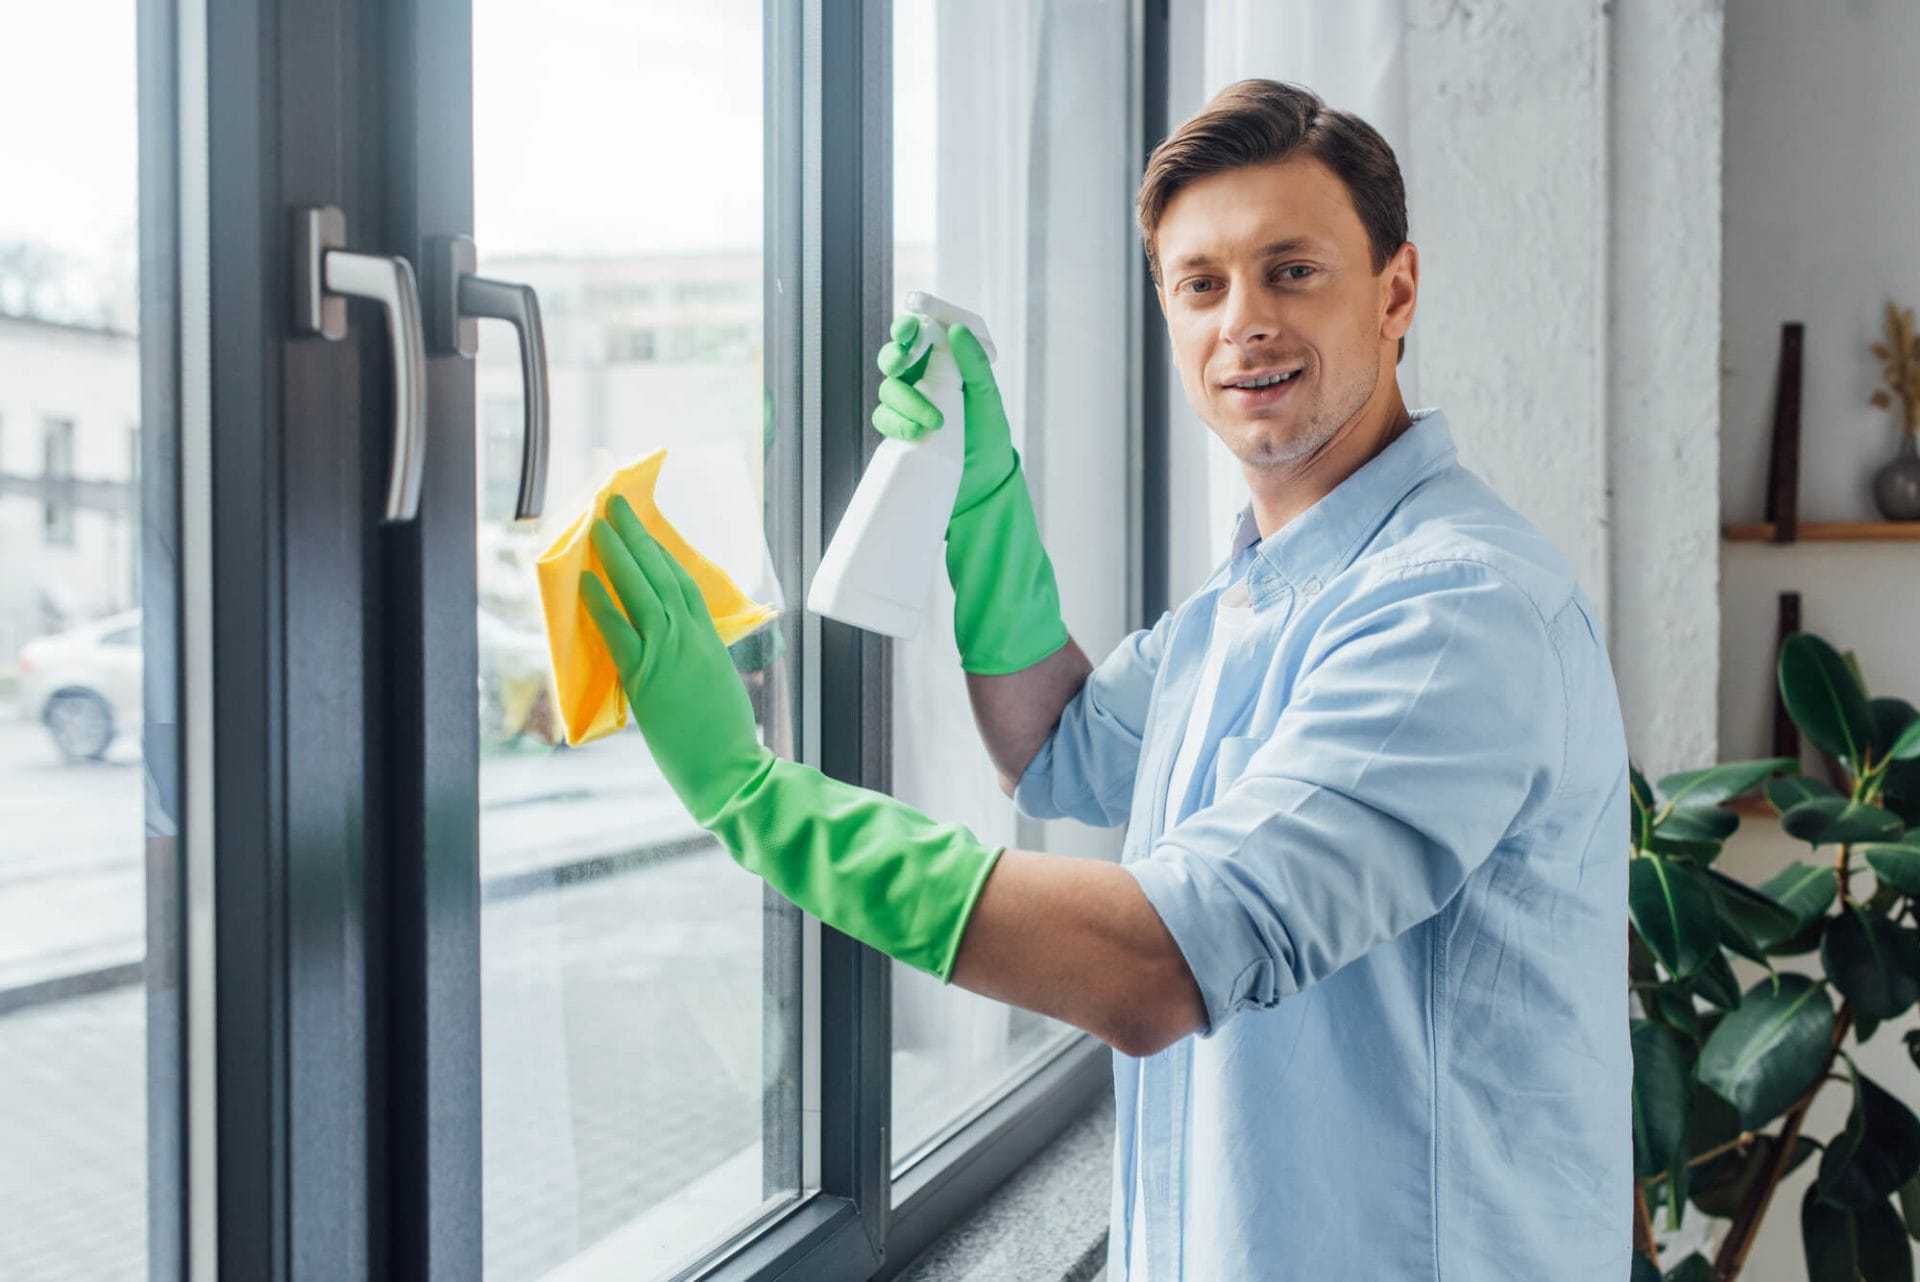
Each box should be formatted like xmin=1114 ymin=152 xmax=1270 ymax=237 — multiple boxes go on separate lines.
xmin=903 ymin=290 xmax=998 ymax=365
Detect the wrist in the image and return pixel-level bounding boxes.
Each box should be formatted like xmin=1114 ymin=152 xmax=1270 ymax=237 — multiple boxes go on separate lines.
xmin=656 ymin=739 xmax=777 ymax=830
xmin=945 ymin=467 xmax=1070 ymax=675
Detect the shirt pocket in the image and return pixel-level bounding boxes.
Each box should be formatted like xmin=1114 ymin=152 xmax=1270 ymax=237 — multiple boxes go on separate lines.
xmin=1212 ymin=734 xmax=1264 ymax=795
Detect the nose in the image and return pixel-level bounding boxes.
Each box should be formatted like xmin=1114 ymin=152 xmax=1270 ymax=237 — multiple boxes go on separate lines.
xmin=1219 ymin=277 xmax=1281 ymax=352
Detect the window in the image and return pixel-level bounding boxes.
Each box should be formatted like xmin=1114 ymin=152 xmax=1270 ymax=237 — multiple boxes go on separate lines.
xmin=605 ymin=324 xmax=656 ymax=363
xmin=0 ymin=3 xmax=1166 ymax=1278
xmin=0 ymin=4 xmax=181 ymax=1278
xmin=470 ymin=2 xmax=804 ymax=1277
xmin=888 ymin=0 xmax=1137 ymax=1172
xmin=42 ymin=416 xmax=75 ymax=547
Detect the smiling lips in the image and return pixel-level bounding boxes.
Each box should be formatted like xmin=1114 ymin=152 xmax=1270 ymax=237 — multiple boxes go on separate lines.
xmin=1220 ymin=365 xmax=1305 ymax=406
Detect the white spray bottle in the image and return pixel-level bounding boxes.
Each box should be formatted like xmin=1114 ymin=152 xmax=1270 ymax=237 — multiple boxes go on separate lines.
xmin=807 ymin=291 xmax=998 ymax=638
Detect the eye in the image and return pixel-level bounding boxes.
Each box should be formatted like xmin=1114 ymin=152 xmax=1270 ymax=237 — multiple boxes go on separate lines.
xmin=1275 ymin=264 xmax=1315 ymax=282
xmin=1181 ymin=278 xmax=1218 ymax=296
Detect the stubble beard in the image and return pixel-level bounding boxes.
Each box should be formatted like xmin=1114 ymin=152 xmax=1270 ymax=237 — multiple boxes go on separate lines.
xmin=1226 ymin=358 xmax=1379 ymax=471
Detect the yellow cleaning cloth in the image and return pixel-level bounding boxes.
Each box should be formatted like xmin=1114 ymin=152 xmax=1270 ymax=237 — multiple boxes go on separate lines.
xmin=536 ymin=448 xmax=778 ymax=746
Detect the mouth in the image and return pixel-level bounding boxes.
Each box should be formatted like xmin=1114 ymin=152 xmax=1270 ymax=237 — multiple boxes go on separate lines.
xmin=1219 ymin=365 xmax=1305 ymax=408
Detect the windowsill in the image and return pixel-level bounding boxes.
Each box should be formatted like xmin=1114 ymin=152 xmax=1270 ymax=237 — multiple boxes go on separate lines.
xmin=892 ymin=1092 xmax=1114 ymax=1282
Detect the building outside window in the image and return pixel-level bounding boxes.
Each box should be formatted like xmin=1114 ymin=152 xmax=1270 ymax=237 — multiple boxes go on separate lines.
xmin=42 ymin=416 xmax=76 ymax=547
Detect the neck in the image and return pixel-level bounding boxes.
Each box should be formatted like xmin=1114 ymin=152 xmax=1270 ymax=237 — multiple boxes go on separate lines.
xmin=1244 ymin=378 xmax=1413 ymax=539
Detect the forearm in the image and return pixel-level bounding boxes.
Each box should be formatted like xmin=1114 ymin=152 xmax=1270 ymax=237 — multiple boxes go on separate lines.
xmin=947 ymin=848 xmax=1206 ymax=1057
xmin=965 ymin=638 xmax=1093 ymax=794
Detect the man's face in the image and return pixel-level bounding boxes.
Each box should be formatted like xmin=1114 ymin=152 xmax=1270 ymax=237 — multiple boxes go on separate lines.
xmin=1155 ymin=155 xmax=1413 ymax=469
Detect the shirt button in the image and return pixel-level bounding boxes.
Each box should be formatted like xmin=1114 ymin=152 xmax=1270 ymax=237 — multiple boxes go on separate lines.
xmin=1302 ymin=578 xmax=1322 ymax=597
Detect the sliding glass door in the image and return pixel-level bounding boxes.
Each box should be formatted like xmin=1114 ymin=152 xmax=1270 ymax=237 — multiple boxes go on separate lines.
xmin=5 ymin=2 xmax=1156 ymax=1277
xmin=462 ymin=2 xmax=810 ymax=1275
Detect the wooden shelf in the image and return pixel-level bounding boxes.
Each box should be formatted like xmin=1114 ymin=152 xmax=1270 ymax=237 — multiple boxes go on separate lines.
xmin=1728 ymin=796 xmax=1776 ymax=818
xmin=1723 ymin=521 xmax=1920 ymax=542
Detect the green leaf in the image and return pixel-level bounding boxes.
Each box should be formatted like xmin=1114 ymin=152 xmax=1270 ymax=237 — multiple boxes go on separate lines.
xmin=1759 ymin=860 xmax=1840 ymax=928
xmin=1767 ymin=913 xmax=1830 ymax=957
xmin=1898 ymin=1168 xmax=1920 ymax=1240
xmin=1632 ymin=763 xmax=1656 ymax=812
xmin=1658 ymin=758 xmax=1800 ymax=808
xmin=1668 ymin=1254 xmax=1719 ymax=1282
xmin=1804 ymin=1184 xmax=1861 ymax=1282
xmin=1889 ymin=719 xmax=1920 ymax=763
xmin=1819 ymin=1068 xmax=1920 ymax=1210
xmin=1698 ymin=973 xmax=1836 ymax=1128
xmin=1889 ymin=770 xmax=1920 ymax=830
xmin=1684 ymin=1079 xmax=1745 ymax=1158
xmin=1629 ymin=926 xmax=1660 ymax=986
xmin=1632 ymin=1019 xmax=1692 ymax=1178
xmin=1662 ymin=1253 xmax=1714 ymax=1282
xmin=1780 ymin=632 xmax=1877 ymax=770
xmin=1859 ymin=1197 xmax=1917 ymax=1282
xmin=1907 ymin=1028 xmax=1920 ymax=1073
xmin=1872 ymin=698 xmax=1920 ymax=757
xmin=1660 ymin=805 xmax=1742 ymax=843
xmin=1630 ymin=856 xmax=1722 ymax=979
xmin=1693 ymin=1134 xmax=1817 ymax=1218
xmin=1645 ymin=984 xmax=1703 ymax=1041
xmin=1632 ymin=765 xmax=1656 ymax=848
xmin=1866 ymin=839 xmax=1920 ymax=897
xmin=1822 ymin=907 xmax=1920 ymax=1019
xmin=1691 ymin=949 xmax=1743 ymax=1010
xmin=1631 ymin=1252 xmax=1662 ymax=1282
xmin=1645 ymin=831 xmax=1725 ymax=865
xmin=1781 ymin=796 xmax=1906 ymax=847
xmin=1705 ymin=866 xmax=1804 ymax=954
xmin=1770 ymin=773 xmax=1842 ymax=813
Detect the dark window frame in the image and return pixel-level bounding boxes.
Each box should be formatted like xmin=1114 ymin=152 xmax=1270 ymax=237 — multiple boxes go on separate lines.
xmin=170 ymin=0 xmax=1172 ymax=1276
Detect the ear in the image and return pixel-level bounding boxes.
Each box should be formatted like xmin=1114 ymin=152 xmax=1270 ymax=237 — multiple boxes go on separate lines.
xmin=1380 ymin=241 xmax=1418 ymax=344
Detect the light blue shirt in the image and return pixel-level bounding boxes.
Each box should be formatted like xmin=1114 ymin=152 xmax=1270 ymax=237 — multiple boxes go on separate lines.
xmin=1016 ymin=410 xmax=1632 ymax=1281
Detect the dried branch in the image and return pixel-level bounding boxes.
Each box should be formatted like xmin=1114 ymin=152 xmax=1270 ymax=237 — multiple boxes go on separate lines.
xmin=1870 ymin=301 xmax=1920 ymax=436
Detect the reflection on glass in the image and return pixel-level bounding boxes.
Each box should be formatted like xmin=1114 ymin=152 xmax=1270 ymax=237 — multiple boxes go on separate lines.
xmin=888 ymin=0 xmax=1134 ymax=1167
xmin=472 ymin=3 xmax=803 ymax=1278
xmin=0 ymin=4 xmax=177 ymax=1278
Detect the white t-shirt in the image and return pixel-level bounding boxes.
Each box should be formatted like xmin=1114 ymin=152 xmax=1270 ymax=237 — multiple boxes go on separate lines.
xmin=1129 ymin=576 xmax=1253 ymax=1278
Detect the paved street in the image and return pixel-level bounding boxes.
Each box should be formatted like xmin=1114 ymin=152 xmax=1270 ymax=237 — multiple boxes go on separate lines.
xmin=0 ymin=716 xmax=704 ymax=992
xmin=0 ymin=711 xmax=778 ymax=1280
xmin=0 ymin=835 xmax=782 ymax=1280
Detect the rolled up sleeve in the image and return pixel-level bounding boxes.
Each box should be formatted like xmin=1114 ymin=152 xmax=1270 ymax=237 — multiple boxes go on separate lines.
xmin=1014 ymin=611 xmax=1173 ymax=829
xmin=1127 ymin=561 xmax=1566 ymax=1036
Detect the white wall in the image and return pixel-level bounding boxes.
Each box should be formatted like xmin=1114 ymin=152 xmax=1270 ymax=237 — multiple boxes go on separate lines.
xmin=0 ymin=317 xmax=142 ymax=660
xmin=1718 ymin=0 xmax=1920 ymax=762
xmin=1606 ymin=0 xmax=1725 ymax=777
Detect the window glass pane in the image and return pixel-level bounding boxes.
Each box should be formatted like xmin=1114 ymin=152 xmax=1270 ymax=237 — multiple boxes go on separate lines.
xmin=889 ymin=0 xmax=1134 ymax=1167
xmin=472 ymin=3 xmax=808 ymax=1277
xmin=0 ymin=3 xmax=181 ymax=1276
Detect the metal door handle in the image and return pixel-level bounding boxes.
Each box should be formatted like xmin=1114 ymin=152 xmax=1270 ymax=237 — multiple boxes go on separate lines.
xmin=427 ymin=235 xmax=551 ymax=520
xmin=295 ymin=205 xmax=428 ymax=524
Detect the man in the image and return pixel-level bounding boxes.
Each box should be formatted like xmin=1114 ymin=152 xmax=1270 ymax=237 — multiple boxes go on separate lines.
xmin=583 ymin=79 xmax=1630 ymax=1280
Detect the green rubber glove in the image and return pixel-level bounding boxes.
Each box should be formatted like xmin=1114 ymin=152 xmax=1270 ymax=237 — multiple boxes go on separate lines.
xmin=874 ymin=315 xmax=1070 ymax=675
xmin=581 ymin=494 xmax=1001 ymax=980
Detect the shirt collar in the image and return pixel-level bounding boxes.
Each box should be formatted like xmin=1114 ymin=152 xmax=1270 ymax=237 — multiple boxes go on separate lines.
xmin=1225 ymin=408 xmax=1457 ymax=603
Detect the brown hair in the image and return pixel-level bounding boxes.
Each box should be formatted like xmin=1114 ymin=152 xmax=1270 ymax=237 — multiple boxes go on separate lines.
xmin=1137 ymin=79 xmax=1408 ymax=287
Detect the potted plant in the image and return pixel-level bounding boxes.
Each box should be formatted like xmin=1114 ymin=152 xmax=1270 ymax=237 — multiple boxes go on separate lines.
xmin=1628 ymin=632 xmax=1920 ymax=1280
xmin=1868 ymin=302 xmax=1920 ymax=520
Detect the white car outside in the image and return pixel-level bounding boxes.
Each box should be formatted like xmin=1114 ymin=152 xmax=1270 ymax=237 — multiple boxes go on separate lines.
xmin=16 ymin=610 xmax=144 ymax=760
xmin=15 ymin=606 xmax=553 ymax=760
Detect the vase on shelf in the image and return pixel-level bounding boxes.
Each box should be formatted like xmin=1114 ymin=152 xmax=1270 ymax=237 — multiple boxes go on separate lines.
xmin=1874 ymin=433 xmax=1920 ymax=520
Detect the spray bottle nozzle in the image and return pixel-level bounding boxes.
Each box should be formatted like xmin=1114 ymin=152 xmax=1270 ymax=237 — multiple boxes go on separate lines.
xmin=904 ymin=290 xmax=998 ymax=366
